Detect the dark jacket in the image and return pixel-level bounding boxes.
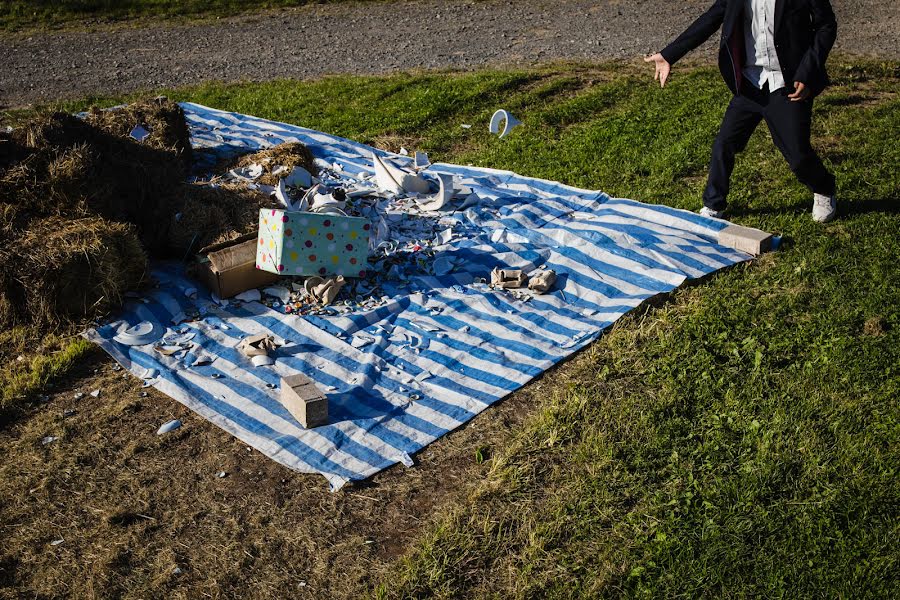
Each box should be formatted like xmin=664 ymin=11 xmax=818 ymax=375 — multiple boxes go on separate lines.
xmin=660 ymin=0 xmax=837 ymax=96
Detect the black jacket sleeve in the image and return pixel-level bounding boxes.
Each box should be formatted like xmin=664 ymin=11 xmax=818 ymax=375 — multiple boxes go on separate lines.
xmin=792 ymin=0 xmax=838 ymax=85
xmin=660 ymin=0 xmax=729 ymax=65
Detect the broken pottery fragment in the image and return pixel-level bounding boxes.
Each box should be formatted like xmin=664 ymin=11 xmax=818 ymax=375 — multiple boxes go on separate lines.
xmin=157 ymin=420 xmax=182 ymax=435
xmin=283 ymin=165 xmax=313 ymax=188
xmin=114 ymin=321 xmax=164 ymax=346
xmin=414 ymin=151 xmax=430 ymax=170
xmin=304 ymin=276 xmax=346 ymax=306
xmin=491 ymin=267 xmax=528 ymax=289
xmin=234 ymin=289 xmax=262 ymax=303
xmin=489 ymin=109 xmax=522 ymax=139
xmin=237 ymin=334 xmax=278 ymax=359
xmin=372 ymin=153 xmax=431 ymax=194
xmin=415 ymin=173 xmax=454 ymax=212
xmin=528 ymin=269 xmax=557 ymax=294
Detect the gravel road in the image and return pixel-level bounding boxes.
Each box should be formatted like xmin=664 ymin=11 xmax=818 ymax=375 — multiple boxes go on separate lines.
xmin=1 ymin=0 xmax=898 ymax=108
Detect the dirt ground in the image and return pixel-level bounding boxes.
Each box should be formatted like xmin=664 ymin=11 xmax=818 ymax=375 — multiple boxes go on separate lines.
xmin=1 ymin=340 xmax=565 ymax=597
xmin=1 ymin=0 xmax=899 ymax=108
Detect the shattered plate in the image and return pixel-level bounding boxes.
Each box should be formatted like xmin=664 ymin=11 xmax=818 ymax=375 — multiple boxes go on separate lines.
xmin=114 ymin=321 xmax=164 ymax=346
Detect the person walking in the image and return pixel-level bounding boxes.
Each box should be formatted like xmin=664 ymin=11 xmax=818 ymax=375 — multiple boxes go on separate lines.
xmin=645 ymin=0 xmax=838 ymax=222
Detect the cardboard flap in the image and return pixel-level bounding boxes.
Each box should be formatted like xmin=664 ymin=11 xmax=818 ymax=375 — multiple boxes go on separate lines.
xmin=206 ymin=235 xmax=259 ymax=273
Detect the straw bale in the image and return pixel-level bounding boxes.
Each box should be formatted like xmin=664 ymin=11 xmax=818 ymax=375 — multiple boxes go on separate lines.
xmin=0 ymin=217 xmax=148 ymax=327
xmin=83 ymin=98 xmax=193 ymax=169
xmin=166 ymin=182 xmax=279 ymax=255
xmin=229 ymin=142 xmax=317 ymax=186
xmin=1 ymin=110 xmax=185 ymax=255
xmin=166 ymin=192 xmax=230 ymax=257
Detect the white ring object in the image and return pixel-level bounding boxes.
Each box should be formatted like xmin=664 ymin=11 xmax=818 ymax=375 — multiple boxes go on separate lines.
xmin=489 ymin=109 xmax=522 ymax=139
xmin=114 ymin=321 xmax=164 ymax=346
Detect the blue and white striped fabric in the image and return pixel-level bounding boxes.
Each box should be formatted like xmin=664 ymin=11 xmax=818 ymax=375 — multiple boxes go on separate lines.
xmin=85 ymin=103 xmax=751 ymax=490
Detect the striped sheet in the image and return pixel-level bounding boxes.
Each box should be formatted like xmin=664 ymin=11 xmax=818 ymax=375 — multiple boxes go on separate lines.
xmin=85 ymin=103 xmax=751 ymax=490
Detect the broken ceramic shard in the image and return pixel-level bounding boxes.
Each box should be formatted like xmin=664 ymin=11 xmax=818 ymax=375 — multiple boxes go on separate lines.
xmin=432 ymin=255 xmax=456 ymax=276
xmin=415 ymin=173 xmax=454 ymax=212
xmin=308 ymin=187 xmax=347 ymax=212
xmin=263 ymin=286 xmax=292 ymax=303
xmin=304 ymin=275 xmax=346 ymax=305
xmin=129 ymin=125 xmax=151 ymax=143
xmin=114 ymin=321 xmax=164 ymax=346
xmin=234 ymin=289 xmax=262 ymax=303
xmin=491 ymin=267 xmax=528 ymax=289
xmin=351 ymin=335 xmax=375 ymax=349
xmin=237 ymin=333 xmax=277 ymax=359
xmin=414 ymin=151 xmax=430 ymax=170
xmin=155 ymin=344 xmax=185 ymax=356
xmin=275 ymin=178 xmax=294 ymax=210
xmin=489 ymin=109 xmax=522 ymax=139
xmin=157 ymin=419 xmax=182 ymax=435
xmin=251 ymin=354 xmax=275 ymax=367
xmin=372 ymin=153 xmax=431 ymax=194
xmin=229 ymin=164 xmax=264 ymax=181
xmin=434 ymin=228 xmax=454 ymax=245
xmin=190 ymin=353 xmax=215 ymax=367
xmin=528 ymin=269 xmax=557 ymax=294
xmin=283 ymin=166 xmax=313 ymax=188
xmin=372 ymin=153 xmax=406 ymax=194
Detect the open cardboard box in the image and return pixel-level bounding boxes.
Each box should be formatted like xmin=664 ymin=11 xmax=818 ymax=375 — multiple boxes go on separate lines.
xmin=190 ymin=233 xmax=279 ymax=298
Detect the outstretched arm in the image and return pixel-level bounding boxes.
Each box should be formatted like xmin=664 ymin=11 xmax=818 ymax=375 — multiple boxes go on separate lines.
xmin=661 ymin=0 xmax=728 ymax=65
xmin=645 ymin=0 xmax=728 ymax=88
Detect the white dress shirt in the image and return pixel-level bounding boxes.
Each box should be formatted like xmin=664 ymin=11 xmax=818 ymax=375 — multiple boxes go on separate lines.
xmin=743 ymin=0 xmax=786 ymax=91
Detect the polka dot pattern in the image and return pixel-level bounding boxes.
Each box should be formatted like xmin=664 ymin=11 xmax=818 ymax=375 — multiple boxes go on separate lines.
xmin=255 ymin=208 xmax=371 ymax=278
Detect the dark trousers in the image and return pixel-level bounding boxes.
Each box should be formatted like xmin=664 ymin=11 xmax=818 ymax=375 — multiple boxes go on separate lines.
xmin=703 ymin=82 xmax=836 ymax=211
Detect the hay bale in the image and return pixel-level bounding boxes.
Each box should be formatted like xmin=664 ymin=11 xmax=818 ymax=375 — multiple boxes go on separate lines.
xmin=1 ymin=109 xmax=186 ymax=255
xmin=164 ymin=182 xmax=281 ymax=256
xmin=228 ymin=142 xmax=317 ymax=186
xmin=0 ymin=217 xmax=148 ymax=327
xmin=83 ymin=98 xmax=193 ymax=169
xmin=166 ymin=192 xmax=230 ymax=257
xmin=14 ymin=112 xmax=95 ymax=152
xmin=193 ymin=182 xmax=275 ymax=230
xmin=44 ymin=143 xmax=103 ymax=215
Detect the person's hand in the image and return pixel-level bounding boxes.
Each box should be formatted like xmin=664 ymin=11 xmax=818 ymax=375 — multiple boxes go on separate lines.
xmin=788 ymin=81 xmax=811 ymax=102
xmin=644 ymin=53 xmax=671 ymax=88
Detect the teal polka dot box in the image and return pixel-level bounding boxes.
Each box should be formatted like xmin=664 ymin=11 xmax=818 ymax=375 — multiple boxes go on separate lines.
xmin=255 ymin=209 xmax=371 ymax=278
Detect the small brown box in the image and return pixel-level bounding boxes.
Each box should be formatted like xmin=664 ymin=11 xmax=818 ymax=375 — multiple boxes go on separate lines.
xmin=190 ymin=233 xmax=280 ymax=298
xmin=280 ymin=374 xmax=329 ymax=429
xmin=718 ymin=224 xmax=774 ymax=256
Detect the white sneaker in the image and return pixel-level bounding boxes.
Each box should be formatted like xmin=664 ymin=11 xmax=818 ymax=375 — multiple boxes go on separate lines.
xmin=812 ymin=193 xmax=837 ymax=223
xmin=700 ymin=206 xmax=725 ymax=219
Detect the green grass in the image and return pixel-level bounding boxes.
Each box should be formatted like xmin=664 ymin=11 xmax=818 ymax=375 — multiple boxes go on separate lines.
xmin=0 ymin=0 xmax=370 ymax=31
xmin=0 ymin=328 xmax=95 ymax=424
xmin=2 ymin=61 xmax=898 ymax=597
